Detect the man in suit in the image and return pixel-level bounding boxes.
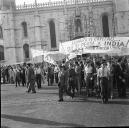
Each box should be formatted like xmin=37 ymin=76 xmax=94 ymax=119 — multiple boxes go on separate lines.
xmin=15 ymin=67 xmax=21 ymax=87
xmin=26 ymin=63 xmax=36 ymax=93
xmin=58 ymin=65 xmax=73 ymax=102
xmin=68 ymin=63 xmax=76 ymax=97
xmin=21 ymin=67 xmax=26 ymax=86
xmin=75 ymin=61 xmax=81 ymax=95
xmin=115 ymin=59 xmax=126 ymax=98
xmin=47 ymin=65 xmax=51 ymax=86
xmin=84 ymin=61 xmax=93 ymax=97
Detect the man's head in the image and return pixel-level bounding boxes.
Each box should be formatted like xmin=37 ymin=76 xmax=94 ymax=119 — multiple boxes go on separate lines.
xmin=101 ymin=60 xmax=107 ymax=67
xmin=27 ymin=63 xmax=33 ymax=67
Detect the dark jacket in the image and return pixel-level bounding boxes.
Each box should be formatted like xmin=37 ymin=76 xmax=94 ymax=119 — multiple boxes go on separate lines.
xmin=28 ymin=67 xmax=35 ymax=82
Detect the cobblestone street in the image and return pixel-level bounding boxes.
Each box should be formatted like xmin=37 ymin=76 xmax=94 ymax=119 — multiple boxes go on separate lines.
xmin=1 ymin=84 xmax=129 ymax=128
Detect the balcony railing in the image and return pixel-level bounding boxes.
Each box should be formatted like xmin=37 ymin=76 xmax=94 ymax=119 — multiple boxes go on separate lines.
xmin=16 ymin=0 xmax=113 ymax=10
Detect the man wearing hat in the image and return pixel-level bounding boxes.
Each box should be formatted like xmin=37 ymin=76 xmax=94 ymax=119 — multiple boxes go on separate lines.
xmin=26 ymin=63 xmax=36 ymax=93
xmin=97 ymin=60 xmax=110 ymax=103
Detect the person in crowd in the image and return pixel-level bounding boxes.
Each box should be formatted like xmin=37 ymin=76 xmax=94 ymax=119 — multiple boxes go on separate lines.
xmin=1 ymin=66 xmax=6 ymax=84
xmin=68 ymin=63 xmax=76 ymax=97
xmin=95 ymin=61 xmax=101 ymax=98
xmin=97 ymin=60 xmax=110 ymax=104
xmin=84 ymin=61 xmax=93 ymax=97
xmin=5 ymin=66 xmax=9 ymax=83
xmin=20 ymin=66 xmax=26 ymax=86
xmin=126 ymin=59 xmax=129 ymax=89
xmin=41 ymin=63 xmax=45 ymax=85
xmin=15 ymin=67 xmax=21 ymax=87
xmin=115 ymin=59 xmax=126 ymax=98
xmin=47 ymin=64 xmax=51 ymax=86
xmin=26 ymin=63 xmax=36 ymax=93
xmin=8 ymin=67 xmax=14 ymax=84
xmin=91 ymin=61 xmax=96 ymax=95
xmin=80 ymin=61 xmax=85 ymax=90
xmin=58 ymin=65 xmax=74 ymax=102
xmin=35 ymin=65 xmax=42 ymax=89
xmin=75 ymin=61 xmax=81 ymax=95
xmin=54 ymin=65 xmax=60 ymax=84
xmin=25 ymin=65 xmax=29 ymax=88
xmin=107 ymin=60 xmax=114 ymax=99
xmin=121 ymin=58 xmax=127 ymax=97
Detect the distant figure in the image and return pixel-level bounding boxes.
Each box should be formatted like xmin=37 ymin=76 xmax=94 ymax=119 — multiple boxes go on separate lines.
xmin=58 ymin=66 xmax=73 ymax=102
xmin=26 ymin=63 xmax=36 ymax=93
xmin=97 ymin=60 xmax=110 ymax=104
xmin=15 ymin=67 xmax=21 ymax=87
xmin=35 ymin=65 xmax=42 ymax=89
xmin=54 ymin=65 xmax=60 ymax=84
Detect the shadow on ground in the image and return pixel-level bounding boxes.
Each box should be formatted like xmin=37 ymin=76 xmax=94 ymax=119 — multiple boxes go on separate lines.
xmin=1 ymin=114 xmax=85 ymax=127
xmin=37 ymin=86 xmax=58 ymax=90
xmin=64 ymin=96 xmax=129 ymax=105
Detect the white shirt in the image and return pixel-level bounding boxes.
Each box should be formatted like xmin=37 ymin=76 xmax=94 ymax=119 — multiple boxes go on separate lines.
xmin=36 ymin=68 xmax=41 ymax=74
xmin=54 ymin=66 xmax=59 ymax=73
xmin=97 ymin=66 xmax=109 ymax=78
xmin=84 ymin=65 xmax=93 ymax=74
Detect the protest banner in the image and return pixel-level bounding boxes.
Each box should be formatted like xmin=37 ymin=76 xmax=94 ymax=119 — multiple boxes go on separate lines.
xmin=45 ymin=51 xmax=66 ymax=61
xmin=31 ymin=48 xmax=44 ymax=58
xmin=44 ymin=54 xmax=56 ymax=65
xmin=59 ymin=37 xmax=129 ymax=55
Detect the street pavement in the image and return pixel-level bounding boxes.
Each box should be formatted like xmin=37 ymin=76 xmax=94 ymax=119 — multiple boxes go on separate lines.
xmin=1 ymin=83 xmax=129 ymax=128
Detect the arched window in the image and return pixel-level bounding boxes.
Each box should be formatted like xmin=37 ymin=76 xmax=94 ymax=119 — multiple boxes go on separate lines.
xmin=23 ymin=44 xmax=29 ymax=59
xmin=49 ymin=20 xmax=57 ymax=48
xmin=22 ymin=22 xmax=28 ymax=37
xmin=0 ymin=26 xmax=3 ymax=39
xmin=75 ymin=18 xmax=82 ymax=33
xmin=102 ymin=14 xmax=110 ymax=37
xmin=0 ymin=45 xmax=4 ymax=61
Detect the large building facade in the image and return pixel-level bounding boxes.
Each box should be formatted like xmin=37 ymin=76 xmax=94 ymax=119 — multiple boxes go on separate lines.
xmin=0 ymin=0 xmax=129 ymax=64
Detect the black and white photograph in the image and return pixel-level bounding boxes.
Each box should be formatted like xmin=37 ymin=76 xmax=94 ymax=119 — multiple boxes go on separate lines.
xmin=0 ymin=0 xmax=129 ymax=127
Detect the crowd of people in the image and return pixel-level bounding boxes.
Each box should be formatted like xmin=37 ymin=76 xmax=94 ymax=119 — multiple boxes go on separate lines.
xmin=1 ymin=55 xmax=129 ymax=103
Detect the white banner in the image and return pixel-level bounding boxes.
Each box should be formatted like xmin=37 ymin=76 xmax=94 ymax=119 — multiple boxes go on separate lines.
xmin=31 ymin=48 xmax=66 ymax=62
xmin=44 ymin=54 xmax=56 ymax=65
xmin=59 ymin=37 xmax=129 ymax=55
xmin=45 ymin=51 xmax=66 ymax=61
xmin=31 ymin=48 xmax=44 ymax=58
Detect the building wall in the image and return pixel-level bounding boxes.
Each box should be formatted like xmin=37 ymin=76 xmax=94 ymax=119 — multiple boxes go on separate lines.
xmin=0 ymin=0 xmax=129 ymax=64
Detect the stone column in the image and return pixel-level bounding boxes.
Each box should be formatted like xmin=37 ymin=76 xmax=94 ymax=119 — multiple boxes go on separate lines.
xmin=34 ymin=11 xmax=42 ymax=49
xmin=5 ymin=9 xmax=17 ymax=64
xmin=32 ymin=11 xmax=43 ymax=62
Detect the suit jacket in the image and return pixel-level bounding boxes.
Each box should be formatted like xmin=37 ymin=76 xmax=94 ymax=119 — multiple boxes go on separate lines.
xmin=28 ymin=67 xmax=35 ymax=82
xmin=115 ymin=64 xmax=124 ymax=80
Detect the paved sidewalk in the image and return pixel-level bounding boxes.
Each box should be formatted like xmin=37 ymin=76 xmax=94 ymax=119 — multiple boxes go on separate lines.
xmin=1 ymin=84 xmax=129 ymax=128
